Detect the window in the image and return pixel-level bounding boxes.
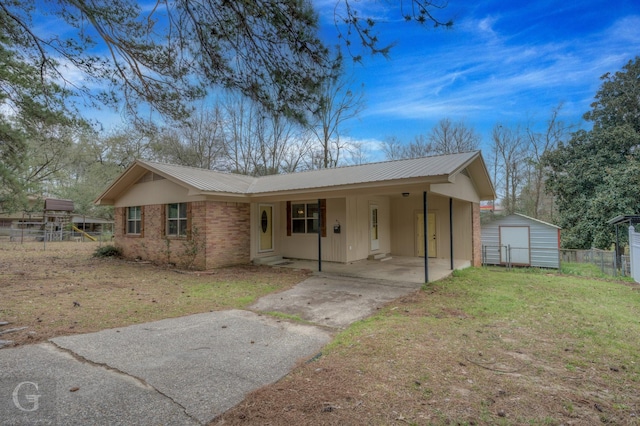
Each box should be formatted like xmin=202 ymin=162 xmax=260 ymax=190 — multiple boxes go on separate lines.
xmin=291 ymin=202 xmax=319 ymax=234
xmin=126 ymin=206 xmax=142 ymax=235
xmin=166 ymin=203 xmax=188 ymax=237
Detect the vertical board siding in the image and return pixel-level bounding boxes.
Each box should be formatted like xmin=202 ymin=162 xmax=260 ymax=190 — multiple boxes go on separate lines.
xmin=481 ymin=214 xmax=560 ymax=269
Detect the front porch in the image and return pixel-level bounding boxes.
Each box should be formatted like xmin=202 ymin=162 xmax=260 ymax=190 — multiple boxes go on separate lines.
xmin=268 ymin=256 xmax=471 ymax=284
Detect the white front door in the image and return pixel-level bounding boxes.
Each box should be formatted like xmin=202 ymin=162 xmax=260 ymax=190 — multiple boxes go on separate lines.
xmin=500 ymin=226 xmax=530 ymax=265
xmin=370 ymin=205 xmax=379 ymax=251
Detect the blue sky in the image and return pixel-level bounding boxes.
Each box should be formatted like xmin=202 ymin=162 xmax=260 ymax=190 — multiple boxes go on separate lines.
xmin=39 ymin=0 xmax=640 ymax=158
xmin=314 ymin=0 xmax=640 ymax=154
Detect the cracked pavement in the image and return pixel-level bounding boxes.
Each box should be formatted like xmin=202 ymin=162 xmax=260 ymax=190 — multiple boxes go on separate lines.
xmin=0 ymin=310 xmax=330 ymax=425
xmin=0 ymin=275 xmax=418 ymax=425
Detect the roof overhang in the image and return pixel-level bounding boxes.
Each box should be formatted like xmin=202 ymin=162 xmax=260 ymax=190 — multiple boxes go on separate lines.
xmin=95 ymin=161 xmax=213 ymax=205
xmin=95 ymin=162 xmax=148 ymax=205
xmin=244 ymin=175 xmax=449 ymax=200
xmin=458 ymin=152 xmax=496 ymax=201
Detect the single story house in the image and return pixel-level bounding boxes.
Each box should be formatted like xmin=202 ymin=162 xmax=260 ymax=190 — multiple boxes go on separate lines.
xmin=481 ymin=213 xmax=561 ymax=269
xmin=94 ymin=151 xmax=495 ymax=280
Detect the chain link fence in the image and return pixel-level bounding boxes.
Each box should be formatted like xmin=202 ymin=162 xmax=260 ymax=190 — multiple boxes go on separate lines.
xmin=483 ymin=245 xmax=628 ymax=277
xmin=559 ymin=248 xmax=628 ymax=277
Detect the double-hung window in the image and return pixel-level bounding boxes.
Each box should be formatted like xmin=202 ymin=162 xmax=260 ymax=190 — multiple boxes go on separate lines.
xmin=291 ymin=202 xmax=319 ymax=234
xmin=166 ymin=203 xmax=188 ymax=237
xmin=126 ymin=206 xmax=142 ymax=235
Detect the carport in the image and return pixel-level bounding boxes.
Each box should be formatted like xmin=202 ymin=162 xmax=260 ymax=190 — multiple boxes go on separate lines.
xmin=271 ymin=256 xmax=470 ymax=284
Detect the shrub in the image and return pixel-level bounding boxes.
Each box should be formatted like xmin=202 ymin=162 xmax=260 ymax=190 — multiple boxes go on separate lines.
xmin=93 ymin=245 xmax=122 ymax=258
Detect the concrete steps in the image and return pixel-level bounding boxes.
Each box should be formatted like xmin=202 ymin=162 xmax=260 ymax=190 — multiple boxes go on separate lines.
xmin=252 ymin=255 xmax=292 ymax=266
xmin=368 ymin=253 xmax=393 ymax=262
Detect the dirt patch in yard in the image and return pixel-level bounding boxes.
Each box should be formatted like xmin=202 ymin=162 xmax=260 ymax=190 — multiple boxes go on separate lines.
xmin=0 ymin=242 xmax=310 ymax=347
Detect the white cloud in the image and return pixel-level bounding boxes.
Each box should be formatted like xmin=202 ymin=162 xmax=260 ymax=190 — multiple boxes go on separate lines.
xmin=353 ymin=9 xmax=640 ymax=130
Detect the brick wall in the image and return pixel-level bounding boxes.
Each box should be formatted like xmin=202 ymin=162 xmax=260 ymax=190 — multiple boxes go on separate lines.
xmin=202 ymin=201 xmax=251 ymax=269
xmin=114 ymin=201 xmax=250 ymax=269
xmin=471 ymin=202 xmax=481 ymax=267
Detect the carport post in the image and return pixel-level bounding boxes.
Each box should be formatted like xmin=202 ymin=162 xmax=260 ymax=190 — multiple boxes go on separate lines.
xmin=423 ymin=191 xmax=429 ymax=283
xmin=318 ymin=198 xmax=322 ymax=272
xmin=449 ymin=197 xmax=454 ymax=270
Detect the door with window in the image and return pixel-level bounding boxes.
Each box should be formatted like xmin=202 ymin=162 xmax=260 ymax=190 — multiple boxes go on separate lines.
xmin=370 ymin=205 xmax=379 ymax=251
xmin=416 ymin=212 xmax=437 ymax=257
xmin=259 ymin=205 xmax=273 ymax=252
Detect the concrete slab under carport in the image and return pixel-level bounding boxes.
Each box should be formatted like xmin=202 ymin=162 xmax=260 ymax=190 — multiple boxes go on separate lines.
xmin=272 ymin=256 xmax=471 ymax=284
xmin=249 ymin=274 xmax=423 ymax=329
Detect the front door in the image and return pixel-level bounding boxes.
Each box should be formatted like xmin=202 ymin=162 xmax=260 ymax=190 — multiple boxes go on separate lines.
xmin=259 ymin=205 xmax=273 ymax=252
xmin=417 ymin=213 xmax=437 ymax=257
xmin=370 ymin=205 xmax=379 ymax=251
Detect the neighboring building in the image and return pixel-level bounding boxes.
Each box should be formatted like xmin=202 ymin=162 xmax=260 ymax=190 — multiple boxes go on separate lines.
xmin=0 ymin=197 xmax=113 ymax=240
xmin=94 ymin=151 xmax=495 ymax=277
xmin=481 ymin=213 xmax=561 ymax=269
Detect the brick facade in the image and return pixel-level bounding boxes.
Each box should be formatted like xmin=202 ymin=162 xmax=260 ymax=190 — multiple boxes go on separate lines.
xmin=115 ymin=201 xmax=250 ymax=269
xmin=471 ymin=202 xmax=481 ymax=267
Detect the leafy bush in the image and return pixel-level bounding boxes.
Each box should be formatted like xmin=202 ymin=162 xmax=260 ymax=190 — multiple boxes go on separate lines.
xmin=93 ymin=245 xmax=122 ymax=258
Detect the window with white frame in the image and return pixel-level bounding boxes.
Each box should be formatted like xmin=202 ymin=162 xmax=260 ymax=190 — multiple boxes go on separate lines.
xmin=166 ymin=203 xmax=188 ymax=237
xmin=291 ymin=202 xmax=319 ymax=234
xmin=126 ymin=206 xmax=142 ymax=235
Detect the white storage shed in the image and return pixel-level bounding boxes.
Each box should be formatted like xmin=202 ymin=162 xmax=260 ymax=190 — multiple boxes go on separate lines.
xmin=481 ymin=213 xmax=561 ymax=269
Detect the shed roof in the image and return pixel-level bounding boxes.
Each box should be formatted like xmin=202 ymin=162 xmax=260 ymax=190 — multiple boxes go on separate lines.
xmin=95 ymin=151 xmax=496 ymax=205
xmin=482 ymin=213 xmax=561 ymax=229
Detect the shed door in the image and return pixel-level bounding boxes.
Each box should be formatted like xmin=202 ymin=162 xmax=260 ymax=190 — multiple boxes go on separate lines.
xmin=500 ymin=226 xmax=530 ymax=265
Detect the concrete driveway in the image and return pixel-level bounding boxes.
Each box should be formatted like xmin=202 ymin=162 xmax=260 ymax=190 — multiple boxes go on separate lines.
xmin=1 ymin=310 xmax=330 ymax=425
xmin=0 ymin=274 xmax=419 ymax=424
xmin=250 ymin=274 xmax=422 ymax=328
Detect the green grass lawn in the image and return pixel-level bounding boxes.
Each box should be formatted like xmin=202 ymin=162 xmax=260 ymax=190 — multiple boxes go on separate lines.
xmin=217 ymin=266 xmax=640 ymax=425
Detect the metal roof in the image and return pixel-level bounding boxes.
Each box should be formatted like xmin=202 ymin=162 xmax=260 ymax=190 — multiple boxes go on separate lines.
xmin=247 ymin=151 xmax=479 ymax=193
xmin=96 ymin=151 xmax=495 ymax=204
xmin=142 ymin=151 xmax=481 ymax=194
xmin=511 ymin=213 xmax=561 ymax=229
xmin=139 ymin=161 xmax=255 ymax=194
